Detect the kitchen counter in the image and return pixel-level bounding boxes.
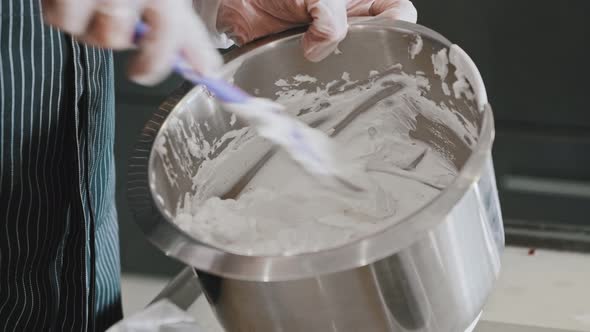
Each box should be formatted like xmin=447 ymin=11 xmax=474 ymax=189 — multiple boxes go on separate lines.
xmin=183 ymin=295 xmax=580 ymax=332
xmin=122 ymin=247 xmax=590 ymax=331
xmin=475 ymin=322 xmax=577 ymax=332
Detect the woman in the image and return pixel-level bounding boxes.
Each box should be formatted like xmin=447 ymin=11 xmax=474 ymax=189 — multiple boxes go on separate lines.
xmin=0 ymin=0 xmax=416 ymax=330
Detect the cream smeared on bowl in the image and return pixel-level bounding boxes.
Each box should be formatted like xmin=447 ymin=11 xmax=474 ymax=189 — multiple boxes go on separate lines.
xmin=168 ymin=57 xmax=478 ymax=256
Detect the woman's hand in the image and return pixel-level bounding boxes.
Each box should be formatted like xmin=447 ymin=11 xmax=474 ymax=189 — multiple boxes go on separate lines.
xmin=42 ymin=0 xmax=417 ymax=85
xmin=42 ymin=0 xmax=223 ymax=85
xmin=217 ymin=0 xmax=417 ymax=61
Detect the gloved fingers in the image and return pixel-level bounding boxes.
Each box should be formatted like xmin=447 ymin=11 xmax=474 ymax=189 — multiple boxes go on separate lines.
xmin=195 ymin=0 xmax=240 ymax=48
xmin=127 ymin=0 xmax=223 ymax=85
xmin=371 ymin=0 xmax=417 ymax=22
xmin=347 ymin=0 xmax=417 ymax=23
xmin=128 ymin=1 xmax=181 ymax=85
xmin=42 ymin=0 xmax=96 ymax=35
xmin=43 ymin=0 xmax=223 ymax=86
xmin=179 ymin=13 xmax=224 ymax=78
xmin=79 ymin=0 xmax=146 ymax=49
xmin=345 ymin=0 xmax=373 ymax=17
xmin=217 ymin=1 xmax=304 ymax=46
xmin=216 ymin=1 xmax=253 ymax=46
xmin=302 ymin=0 xmax=348 ymax=62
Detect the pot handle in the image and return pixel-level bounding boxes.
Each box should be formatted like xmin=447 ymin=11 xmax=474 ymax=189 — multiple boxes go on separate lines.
xmin=149 ymin=267 xmax=202 ymax=311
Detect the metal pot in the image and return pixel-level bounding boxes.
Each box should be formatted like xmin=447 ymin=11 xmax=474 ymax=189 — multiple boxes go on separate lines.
xmin=128 ymin=19 xmax=504 ymax=332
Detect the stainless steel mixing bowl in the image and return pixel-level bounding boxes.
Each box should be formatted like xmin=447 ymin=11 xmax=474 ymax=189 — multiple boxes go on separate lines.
xmin=128 ymin=19 xmax=504 ymax=332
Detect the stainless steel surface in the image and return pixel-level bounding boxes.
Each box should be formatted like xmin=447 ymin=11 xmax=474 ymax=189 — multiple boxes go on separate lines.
xmin=128 ymin=19 xmax=504 ymax=332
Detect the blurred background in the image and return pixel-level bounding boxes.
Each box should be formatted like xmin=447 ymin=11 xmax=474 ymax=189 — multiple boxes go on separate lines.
xmin=113 ymin=0 xmax=590 ymax=279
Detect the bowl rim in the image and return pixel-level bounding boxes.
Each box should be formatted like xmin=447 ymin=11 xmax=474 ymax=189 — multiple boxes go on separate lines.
xmin=127 ymin=19 xmax=495 ymax=282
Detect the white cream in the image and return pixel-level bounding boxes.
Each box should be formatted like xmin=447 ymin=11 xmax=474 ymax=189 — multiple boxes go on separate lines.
xmin=293 ymin=74 xmax=318 ymax=84
xmin=431 ymin=48 xmax=451 ymax=96
xmin=171 ymin=66 xmax=475 ymax=256
xmin=431 ymin=44 xmax=488 ymax=111
xmin=409 ymin=34 xmax=423 ymax=59
xmin=449 ymin=44 xmax=488 ymax=111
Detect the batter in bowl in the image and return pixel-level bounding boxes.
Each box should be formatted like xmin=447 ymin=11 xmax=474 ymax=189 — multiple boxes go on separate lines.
xmin=172 ymin=67 xmax=474 ymax=256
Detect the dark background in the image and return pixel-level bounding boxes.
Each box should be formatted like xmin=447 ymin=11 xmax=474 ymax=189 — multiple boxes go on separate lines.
xmin=114 ymin=1 xmax=590 ymax=277
xmin=414 ymin=0 xmax=590 ymax=250
xmin=113 ymin=57 xmax=183 ymax=277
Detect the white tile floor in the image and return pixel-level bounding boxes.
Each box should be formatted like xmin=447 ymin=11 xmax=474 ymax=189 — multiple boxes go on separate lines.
xmin=121 ymin=247 xmax=590 ymax=331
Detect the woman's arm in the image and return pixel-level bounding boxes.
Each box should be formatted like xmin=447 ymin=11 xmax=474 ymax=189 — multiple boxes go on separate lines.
xmin=42 ymin=0 xmax=223 ymax=85
xmin=43 ymin=0 xmax=417 ymax=85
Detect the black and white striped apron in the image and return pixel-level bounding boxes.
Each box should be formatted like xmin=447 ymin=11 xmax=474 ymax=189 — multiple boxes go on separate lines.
xmin=1 ymin=1 xmax=122 ymax=330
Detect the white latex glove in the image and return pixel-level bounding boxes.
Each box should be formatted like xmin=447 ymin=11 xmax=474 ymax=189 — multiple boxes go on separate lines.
xmin=42 ymin=0 xmax=223 ymax=85
xmin=209 ymin=0 xmax=417 ymax=61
